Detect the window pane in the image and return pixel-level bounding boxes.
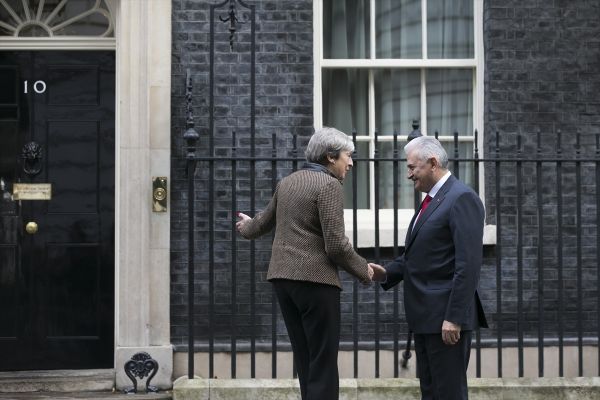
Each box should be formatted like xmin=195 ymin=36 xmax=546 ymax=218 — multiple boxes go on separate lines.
xmin=53 ymin=12 xmax=112 ymax=37
xmin=441 ymin=140 xmax=475 ymax=189
xmin=427 ymin=0 xmax=473 ymax=58
xmin=19 ymin=26 xmax=50 ymax=37
xmin=344 ymin=141 xmax=369 ymax=209
xmin=50 ymin=0 xmax=113 ymax=37
xmin=377 ymin=141 xmax=414 ymax=209
xmin=0 ymin=0 xmax=113 ymax=37
xmin=323 ymin=0 xmax=370 ymax=59
xmin=375 ymin=69 xmax=420 ymax=136
xmin=426 ymin=69 xmax=473 ymax=136
xmin=322 ymin=69 xmax=369 ymax=135
xmin=0 ymin=0 xmax=25 ymax=22
xmin=376 ymin=0 xmax=421 ymax=58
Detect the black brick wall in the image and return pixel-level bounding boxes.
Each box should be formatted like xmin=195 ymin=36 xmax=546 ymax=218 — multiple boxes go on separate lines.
xmin=482 ymin=0 xmax=600 ymax=340
xmin=484 ymin=0 xmax=599 ymax=150
xmin=171 ymin=0 xmax=315 ymax=349
xmin=170 ymin=0 xmax=600 ymax=350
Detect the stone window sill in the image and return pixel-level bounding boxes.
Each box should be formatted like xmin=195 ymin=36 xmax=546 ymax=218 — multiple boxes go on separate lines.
xmin=344 ymin=209 xmax=496 ymax=248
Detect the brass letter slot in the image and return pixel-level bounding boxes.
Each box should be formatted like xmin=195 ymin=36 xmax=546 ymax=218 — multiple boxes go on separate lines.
xmin=152 ymin=177 xmax=167 ymax=212
xmin=12 ymin=183 xmax=52 ymax=200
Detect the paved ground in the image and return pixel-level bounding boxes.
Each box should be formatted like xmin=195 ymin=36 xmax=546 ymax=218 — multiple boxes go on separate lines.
xmin=0 ymin=392 xmax=172 ymax=399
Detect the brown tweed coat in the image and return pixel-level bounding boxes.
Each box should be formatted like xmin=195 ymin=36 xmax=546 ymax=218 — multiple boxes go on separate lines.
xmin=238 ymin=169 xmax=371 ymax=289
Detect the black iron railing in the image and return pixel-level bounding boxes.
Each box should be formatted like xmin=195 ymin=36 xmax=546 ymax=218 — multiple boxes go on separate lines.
xmin=178 ymin=0 xmax=600 ymax=381
xmin=179 ymin=123 xmax=600 ymax=379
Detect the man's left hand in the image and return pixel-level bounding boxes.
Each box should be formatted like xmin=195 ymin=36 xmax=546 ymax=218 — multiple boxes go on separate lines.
xmin=441 ymin=320 xmax=461 ymax=345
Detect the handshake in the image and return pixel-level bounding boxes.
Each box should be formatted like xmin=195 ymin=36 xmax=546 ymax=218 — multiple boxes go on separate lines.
xmin=366 ymin=263 xmax=387 ymax=283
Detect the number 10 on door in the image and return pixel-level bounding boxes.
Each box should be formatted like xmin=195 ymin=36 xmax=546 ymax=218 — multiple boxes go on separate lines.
xmin=24 ymin=80 xmax=47 ymax=94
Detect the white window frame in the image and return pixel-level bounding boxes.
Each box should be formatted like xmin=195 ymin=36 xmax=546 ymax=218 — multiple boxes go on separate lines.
xmin=314 ymin=0 xmax=492 ymax=247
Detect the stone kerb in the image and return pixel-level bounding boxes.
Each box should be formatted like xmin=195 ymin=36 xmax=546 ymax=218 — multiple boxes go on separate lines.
xmin=173 ymin=376 xmax=600 ymax=400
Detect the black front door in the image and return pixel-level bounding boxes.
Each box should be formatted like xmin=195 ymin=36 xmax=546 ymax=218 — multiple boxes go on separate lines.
xmin=0 ymin=51 xmax=115 ymax=370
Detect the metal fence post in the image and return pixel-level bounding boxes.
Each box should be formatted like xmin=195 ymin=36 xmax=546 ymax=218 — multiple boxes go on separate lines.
xmin=183 ymin=69 xmax=199 ymax=379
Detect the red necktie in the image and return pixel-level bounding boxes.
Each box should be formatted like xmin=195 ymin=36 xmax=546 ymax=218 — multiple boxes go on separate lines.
xmin=415 ymin=195 xmax=432 ymax=223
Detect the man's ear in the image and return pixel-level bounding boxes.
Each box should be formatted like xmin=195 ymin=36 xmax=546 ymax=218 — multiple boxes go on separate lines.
xmin=428 ymin=157 xmax=439 ymax=169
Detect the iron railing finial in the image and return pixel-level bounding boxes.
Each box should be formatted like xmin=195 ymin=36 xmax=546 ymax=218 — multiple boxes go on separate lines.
xmin=407 ymin=119 xmax=422 ymax=141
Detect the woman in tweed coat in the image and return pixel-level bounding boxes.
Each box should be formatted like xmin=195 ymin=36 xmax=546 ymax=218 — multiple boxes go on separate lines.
xmin=236 ymin=127 xmax=374 ymax=400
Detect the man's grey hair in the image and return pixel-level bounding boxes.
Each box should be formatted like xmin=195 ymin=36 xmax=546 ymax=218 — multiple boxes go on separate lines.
xmin=305 ymin=127 xmax=355 ymax=164
xmin=404 ymin=136 xmax=449 ymax=169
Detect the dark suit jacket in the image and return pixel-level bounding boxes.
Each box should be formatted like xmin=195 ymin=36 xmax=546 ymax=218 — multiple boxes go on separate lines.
xmin=382 ymin=175 xmax=488 ymax=333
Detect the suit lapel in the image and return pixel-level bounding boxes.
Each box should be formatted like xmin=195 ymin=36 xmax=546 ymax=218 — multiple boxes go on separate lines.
xmin=404 ymin=212 xmax=419 ymax=248
xmin=405 ymin=176 xmax=456 ymax=252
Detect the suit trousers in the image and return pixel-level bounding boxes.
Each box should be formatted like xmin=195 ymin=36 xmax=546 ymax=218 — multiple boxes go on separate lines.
xmin=272 ymin=279 xmax=341 ymax=400
xmin=414 ymin=331 xmax=472 ymax=400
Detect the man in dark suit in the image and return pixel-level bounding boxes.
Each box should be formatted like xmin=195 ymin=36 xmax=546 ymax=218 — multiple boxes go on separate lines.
xmin=370 ymin=136 xmax=487 ymax=400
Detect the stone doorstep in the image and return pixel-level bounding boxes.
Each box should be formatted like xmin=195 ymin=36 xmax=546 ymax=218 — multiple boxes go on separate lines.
xmin=173 ymin=377 xmax=600 ymax=400
xmin=0 ymin=369 xmax=114 ymax=393
xmin=0 ymin=391 xmax=172 ymax=400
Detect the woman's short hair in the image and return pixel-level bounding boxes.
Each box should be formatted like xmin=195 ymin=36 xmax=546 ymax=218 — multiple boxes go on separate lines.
xmin=404 ymin=136 xmax=449 ymax=169
xmin=305 ymin=127 xmax=355 ymax=164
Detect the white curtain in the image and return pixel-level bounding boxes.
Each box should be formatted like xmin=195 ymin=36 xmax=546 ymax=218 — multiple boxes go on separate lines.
xmin=322 ymin=69 xmax=369 ymax=208
xmin=428 ymin=0 xmax=474 ymax=58
xmin=323 ymin=0 xmax=370 ymax=59
xmin=375 ymin=70 xmax=420 ymax=208
xmin=375 ymin=69 xmax=421 ymax=136
xmin=427 ymin=68 xmax=473 ymax=136
xmin=376 ymin=0 xmax=421 ymax=58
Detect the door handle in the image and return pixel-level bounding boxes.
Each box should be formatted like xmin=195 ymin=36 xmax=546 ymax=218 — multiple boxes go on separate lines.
xmin=25 ymin=221 xmax=38 ymax=234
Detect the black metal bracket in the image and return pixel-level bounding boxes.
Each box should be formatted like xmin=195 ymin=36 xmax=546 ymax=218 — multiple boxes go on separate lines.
xmin=123 ymin=352 xmax=159 ymax=394
xmin=219 ymin=0 xmax=248 ymax=51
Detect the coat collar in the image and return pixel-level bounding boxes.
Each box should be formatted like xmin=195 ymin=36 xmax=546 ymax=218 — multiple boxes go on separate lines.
xmin=301 ymin=162 xmax=339 ymax=181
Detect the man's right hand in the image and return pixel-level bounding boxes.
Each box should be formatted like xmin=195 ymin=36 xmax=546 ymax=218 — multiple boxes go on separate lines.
xmin=368 ymin=263 xmax=387 ymax=282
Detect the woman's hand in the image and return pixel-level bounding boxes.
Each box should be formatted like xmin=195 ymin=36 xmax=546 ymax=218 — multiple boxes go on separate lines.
xmin=367 ymin=264 xmax=375 ymax=281
xmin=235 ymin=212 xmax=251 ymax=232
